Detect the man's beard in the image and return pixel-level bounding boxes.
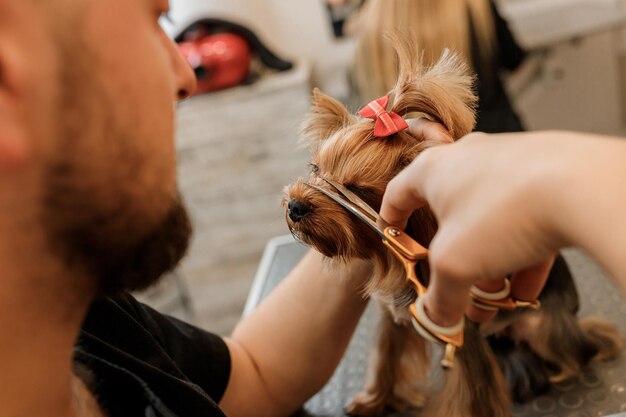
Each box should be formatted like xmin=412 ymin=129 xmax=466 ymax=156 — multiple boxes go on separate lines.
xmin=43 ymin=176 xmax=192 ymax=295
xmin=42 ymin=36 xmax=192 ymax=296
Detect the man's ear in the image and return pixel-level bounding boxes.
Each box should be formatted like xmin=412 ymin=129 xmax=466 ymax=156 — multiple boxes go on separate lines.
xmin=300 ymin=88 xmax=355 ymax=148
xmin=0 ymin=45 xmax=30 ymax=171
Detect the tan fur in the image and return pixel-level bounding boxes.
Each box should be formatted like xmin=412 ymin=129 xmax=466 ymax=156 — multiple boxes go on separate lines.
xmin=347 ymin=308 xmax=429 ymax=416
xmin=580 ymin=317 xmax=624 ymax=361
xmin=283 ymin=36 xmax=622 ymax=416
xmin=503 ymin=312 xmax=623 ymax=383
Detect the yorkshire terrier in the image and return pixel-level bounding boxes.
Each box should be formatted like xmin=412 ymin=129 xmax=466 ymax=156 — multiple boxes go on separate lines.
xmin=283 ymin=35 xmax=623 ymax=417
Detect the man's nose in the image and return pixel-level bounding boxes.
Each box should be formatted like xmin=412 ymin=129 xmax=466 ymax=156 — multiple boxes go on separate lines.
xmin=170 ymin=40 xmax=197 ymax=100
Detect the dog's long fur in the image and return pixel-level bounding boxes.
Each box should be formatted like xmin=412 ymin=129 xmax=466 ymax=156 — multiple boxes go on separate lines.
xmin=284 ymin=35 xmax=622 ymax=417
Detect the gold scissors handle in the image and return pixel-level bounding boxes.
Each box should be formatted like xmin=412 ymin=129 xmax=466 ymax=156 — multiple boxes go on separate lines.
xmin=381 ymin=226 xmax=427 ymax=296
xmin=382 ymin=226 xmax=464 ymax=368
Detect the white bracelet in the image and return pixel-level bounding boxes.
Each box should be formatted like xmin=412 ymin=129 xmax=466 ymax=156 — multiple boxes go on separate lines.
xmin=470 ymin=279 xmax=511 ymax=301
xmin=413 ymin=296 xmax=465 ymax=338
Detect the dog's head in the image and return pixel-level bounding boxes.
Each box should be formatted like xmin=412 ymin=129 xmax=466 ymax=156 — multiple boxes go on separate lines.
xmin=283 ymin=36 xmax=477 ymax=289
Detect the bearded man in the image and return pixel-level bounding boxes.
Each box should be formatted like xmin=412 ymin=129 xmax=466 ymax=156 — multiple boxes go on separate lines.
xmin=0 ymin=1 xmax=372 ymax=416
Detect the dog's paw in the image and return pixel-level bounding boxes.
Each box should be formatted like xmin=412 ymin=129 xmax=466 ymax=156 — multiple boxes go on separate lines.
xmin=346 ymin=390 xmax=421 ymax=417
xmin=345 ymin=391 xmax=387 ymax=417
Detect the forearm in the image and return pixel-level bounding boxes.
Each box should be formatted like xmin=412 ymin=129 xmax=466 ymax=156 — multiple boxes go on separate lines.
xmin=220 ymin=250 xmax=370 ymax=417
xmin=547 ymin=132 xmax=626 ymax=288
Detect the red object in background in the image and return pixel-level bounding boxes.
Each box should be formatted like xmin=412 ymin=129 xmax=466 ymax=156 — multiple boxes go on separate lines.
xmin=178 ymin=33 xmax=251 ymax=94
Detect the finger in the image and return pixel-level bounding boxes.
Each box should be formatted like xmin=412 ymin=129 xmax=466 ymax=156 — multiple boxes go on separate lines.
xmin=422 ymin=269 xmax=472 ymax=328
xmin=406 ymin=118 xmax=454 ymax=144
xmin=510 ymin=257 xmax=555 ymax=301
xmin=466 ymin=304 xmax=498 ymax=323
xmin=466 ymin=258 xmax=554 ymax=322
xmin=379 ymin=164 xmax=428 ymax=229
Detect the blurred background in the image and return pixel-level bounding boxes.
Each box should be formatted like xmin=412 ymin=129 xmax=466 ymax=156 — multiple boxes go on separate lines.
xmin=137 ymin=0 xmax=626 ymax=335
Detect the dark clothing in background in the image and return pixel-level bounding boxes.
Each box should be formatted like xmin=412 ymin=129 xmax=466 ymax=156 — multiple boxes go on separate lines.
xmin=74 ymin=293 xmax=230 ymax=417
xmin=471 ymin=2 xmax=527 ymax=133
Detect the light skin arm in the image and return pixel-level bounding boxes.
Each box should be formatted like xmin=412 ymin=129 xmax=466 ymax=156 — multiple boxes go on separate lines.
xmin=380 ymin=125 xmax=626 ymax=327
xmin=219 ymin=250 xmax=371 ymax=417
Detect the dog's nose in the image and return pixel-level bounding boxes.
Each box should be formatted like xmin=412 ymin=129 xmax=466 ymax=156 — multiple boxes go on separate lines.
xmin=288 ymin=199 xmax=311 ymax=222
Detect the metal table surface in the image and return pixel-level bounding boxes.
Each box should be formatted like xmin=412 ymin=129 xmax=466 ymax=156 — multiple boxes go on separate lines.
xmin=244 ymin=235 xmax=626 ymax=417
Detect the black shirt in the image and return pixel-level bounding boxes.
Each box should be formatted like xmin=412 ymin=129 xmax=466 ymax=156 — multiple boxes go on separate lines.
xmin=471 ymin=2 xmax=527 ymax=133
xmin=74 ymin=293 xmax=231 ymax=417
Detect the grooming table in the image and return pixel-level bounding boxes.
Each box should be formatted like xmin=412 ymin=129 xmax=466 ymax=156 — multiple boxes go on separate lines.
xmin=245 ymin=235 xmax=626 ymax=417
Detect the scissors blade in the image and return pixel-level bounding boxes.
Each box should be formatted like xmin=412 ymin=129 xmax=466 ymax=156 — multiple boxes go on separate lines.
xmin=321 ymin=178 xmax=381 ymax=220
xmin=304 ymin=183 xmax=386 ymax=239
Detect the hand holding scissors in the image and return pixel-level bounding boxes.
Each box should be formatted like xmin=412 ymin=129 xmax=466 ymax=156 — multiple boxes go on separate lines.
xmin=307 ymin=175 xmax=540 ymax=368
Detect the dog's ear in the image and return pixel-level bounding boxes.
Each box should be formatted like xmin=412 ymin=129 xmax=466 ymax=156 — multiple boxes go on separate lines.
xmin=301 ymin=88 xmax=355 ymax=147
xmin=387 ymin=33 xmax=477 ymax=140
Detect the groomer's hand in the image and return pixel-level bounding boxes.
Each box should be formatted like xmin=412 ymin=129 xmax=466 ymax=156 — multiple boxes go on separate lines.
xmin=382 ymin=122 xmax=571 ymax=327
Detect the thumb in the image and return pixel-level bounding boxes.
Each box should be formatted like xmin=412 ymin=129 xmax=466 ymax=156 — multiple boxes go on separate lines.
xmin=380 ymin=163 xmax=428 ymax=229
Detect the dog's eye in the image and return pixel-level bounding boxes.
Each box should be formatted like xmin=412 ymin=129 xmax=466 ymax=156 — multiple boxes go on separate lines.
xmin=309 ymin=163 xmax=319 ymax=174
xmin=346 ymin=184 xmax=371 ymax=195
xmin=346 ymin=184 xmax=379 ymax=209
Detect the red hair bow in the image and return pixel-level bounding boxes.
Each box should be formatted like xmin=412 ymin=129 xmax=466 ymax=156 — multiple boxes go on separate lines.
xmin=358 ymin=96 xmax=408 ymax=137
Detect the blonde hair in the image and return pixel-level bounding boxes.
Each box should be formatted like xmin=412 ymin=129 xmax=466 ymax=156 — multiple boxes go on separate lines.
xmin=347 ymin=0 xmax=495 ymax=101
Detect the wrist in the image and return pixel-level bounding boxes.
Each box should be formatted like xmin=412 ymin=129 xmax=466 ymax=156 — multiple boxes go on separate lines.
xmin=533 ymin=132 xmax=581 ymax=249
xmin=546 ymin=133 xmax=626 ymax=260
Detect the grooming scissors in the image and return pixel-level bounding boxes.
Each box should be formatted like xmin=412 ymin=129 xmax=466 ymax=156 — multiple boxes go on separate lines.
xmin=306 ymin=177 xmax=542 ymax=368
xmin=306 ymin=177 xmax=463 ymax=368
